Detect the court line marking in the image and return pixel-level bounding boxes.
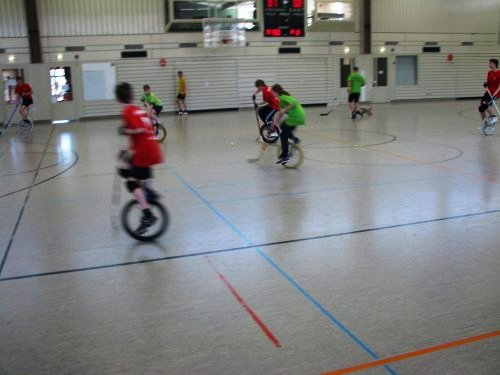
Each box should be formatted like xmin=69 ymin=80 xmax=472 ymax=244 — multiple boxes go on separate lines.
xmin=0 ymin=126 xmax=55 ymax=277
xmin=204 ymin=255 xmax=281 ymax=347
xmin=168 ymin=167 xmax=397 ymax=375
xmin=1 ymin=207 xmax=500 ymax=282
xmin=0 ymin=150 xmax=79 ymax=199
xmin=362 ymin=145 xmax=499 ymax=184
xmin=323 ymin=329 xmax=500 ymax=375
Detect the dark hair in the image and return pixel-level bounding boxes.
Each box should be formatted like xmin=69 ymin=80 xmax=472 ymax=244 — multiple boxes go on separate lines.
xmin=16 ymin=76 xmax=23 ymax=80
xmin=271 ymin=84 xmax=290 ymax=96
xmin=115 ymin=82 xmax=133 ymax=104
xmin=255 ymin=79 xmax=265 ymax=88
xmin=353 ymin=66 xmax=359 ymax=71
xmin=143 ymin=84 xmax=150 ymax=90
xmin=490 ymin=59 xmax=499 ymax=68
xmin=178 ymin=71 xmax=183 ymax=75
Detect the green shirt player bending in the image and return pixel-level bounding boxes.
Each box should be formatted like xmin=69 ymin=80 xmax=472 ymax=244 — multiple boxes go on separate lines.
xmin=140 ymin=85 xmax=163 ymax=126
xmin=347 ymin=67 xmax=365 ymax=119
xmin=271 ymin=84 xmax=305 ymax=165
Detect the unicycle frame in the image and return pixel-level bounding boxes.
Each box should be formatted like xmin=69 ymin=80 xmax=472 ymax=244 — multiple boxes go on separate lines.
xmin=252 ymin=96 xmax=280 ymax=144
xmin=482 ymin=88 xmax=499 ymax=136
xmin=2 ymin=98 xmax=33 ymax=135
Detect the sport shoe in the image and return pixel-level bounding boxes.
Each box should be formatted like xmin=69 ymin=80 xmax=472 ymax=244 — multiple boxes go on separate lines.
xmin=351 ymin=111 xmax=357 ymax=119
xmin=489 ymin=115 xmax=497 ymax=124
xmin=135 ymin=214 xmax=158 ymax=235
xmin=177 ymin=111 xmax=183 ymax=115
xmin=182 ymin=111 xmax=188 ymax=115
xmin=293 ymin=136 xmax=301 ymax=144
xmin=269 ymin=131 xmax=278 ymax=138
xmin=276 ymin=157 xmax=289 ymax=165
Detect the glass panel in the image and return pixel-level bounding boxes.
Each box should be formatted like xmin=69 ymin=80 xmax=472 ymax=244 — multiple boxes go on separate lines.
xmin=2 ymin=68 xmax=24 ymax=104
xmin=396 ymin=56 xmax=418 ymax=86
xmin=167 ymin=0 xmax=258 ymax=32
xmin=172 ymin=0 xmax=256 ymax=20
xmin=50 ymin=67 xmax=73 ymax=103
xmin=375 ymin=57 xmax=388 ymax=87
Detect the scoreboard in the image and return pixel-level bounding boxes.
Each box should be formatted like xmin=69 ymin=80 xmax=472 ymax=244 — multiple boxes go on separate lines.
xmin=263 ymin=0 xmax=305 ymax=38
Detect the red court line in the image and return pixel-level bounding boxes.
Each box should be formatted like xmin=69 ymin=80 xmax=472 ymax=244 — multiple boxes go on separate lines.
xmin=204 ymin=256 xmax=282 ymax=348
xmin=363 ymin=145 xmax=500 ymax=184
xmin=323 ymin=330 xmax=500 ymax=375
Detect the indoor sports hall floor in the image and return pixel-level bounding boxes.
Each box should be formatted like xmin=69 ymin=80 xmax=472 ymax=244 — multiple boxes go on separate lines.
xmin=0 ymin=100 xmax=499 ymax=375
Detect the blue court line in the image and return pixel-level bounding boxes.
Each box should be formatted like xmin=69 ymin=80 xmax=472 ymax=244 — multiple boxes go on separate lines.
xmin=168 ymin=166 xmax=398 ymax=375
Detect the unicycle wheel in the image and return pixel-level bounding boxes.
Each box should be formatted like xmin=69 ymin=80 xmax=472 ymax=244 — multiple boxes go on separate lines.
xmin=276 ymin=142 xmax=304 ymax=169
xmin=121 ymin=199 xmax=169 ymax=241
xmin=154 ymin=124 xmax=167 ymax=143
xmin=482 ymin=117 xmax=496 ymax=136
xmin=19 ymin=119 xmax=33 ymax=132
xmin=260 ymin=124 xmax=280 ymax=144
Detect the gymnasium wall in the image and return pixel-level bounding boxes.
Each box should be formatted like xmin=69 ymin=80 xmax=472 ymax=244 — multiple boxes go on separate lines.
xmin=0 ymin=0 xmax=499 ymax=120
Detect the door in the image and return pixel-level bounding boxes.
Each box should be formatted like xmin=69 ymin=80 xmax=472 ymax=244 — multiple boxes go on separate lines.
xmin=339 ymin=57 xmax=355 ymax=103
xmin=49 ymin=64 xmax=79 ymax=121
xmin=1 ymin=66 xmax=26 ymax=126
xmin=371 ymin=57 xmax=390 ymax=103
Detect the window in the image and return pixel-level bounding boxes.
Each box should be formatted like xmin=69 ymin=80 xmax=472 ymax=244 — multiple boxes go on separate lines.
xmin=166 ymin=0 xmax=258 ymax=32
xmin=50 ymin=67 xmax=73 ymax=103
xmin=396 ymin=56 xmax=418 ymax=86
xmin=374 ymin=57 xmax=387 ymax=87
xmin=2 ymin=68 xmax=24 ymax=104
xmin=340 ymin=57 xmax=355 ymax=88
xmin=314 ymin=1 xmax=353 ymax=22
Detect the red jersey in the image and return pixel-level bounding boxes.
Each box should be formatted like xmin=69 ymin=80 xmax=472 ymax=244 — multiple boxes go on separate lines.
xmin=486 ymin=70 xmax=500 ymax=96
xmin=262 ymin=85 xmax=280 ymax=110
xmin=122 ymin=105 xmax=163 ymax=167
xmin=15 ymin=83 xmax=32 ymax=100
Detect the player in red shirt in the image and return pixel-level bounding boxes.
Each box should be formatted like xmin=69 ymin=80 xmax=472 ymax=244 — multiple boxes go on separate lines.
xmin=254 ymin=79 xmax=281 ymax=136
xmin=115 ymin=82 xmax=164 ymax=234
xmin=14 ymin=76 xmax=33 ymax=121
xmin=479 ymin=58 xmax=500 ymax=125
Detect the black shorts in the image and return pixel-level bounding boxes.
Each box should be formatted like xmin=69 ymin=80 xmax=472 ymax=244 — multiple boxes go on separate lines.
xmin=348 ymin=93 xmax=360 ymax=103
xmin=130 ymin=166 xmax=153 ymax=180
xmin=21 ymin=98 xmax=33 ymax=107
xmin=258 ymin=106 xmax=277 ymax=125
xmin=152 ymin=105 xmax=163 ymax=116
xmin=177 ymin=94 xmax=186 ymax=100
xmin=480 ymin=93 xmax=493 ymax=106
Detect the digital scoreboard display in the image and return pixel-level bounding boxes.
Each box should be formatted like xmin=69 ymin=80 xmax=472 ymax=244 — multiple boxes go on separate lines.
xmin=263 ymin=0 xmax=305 ymax=38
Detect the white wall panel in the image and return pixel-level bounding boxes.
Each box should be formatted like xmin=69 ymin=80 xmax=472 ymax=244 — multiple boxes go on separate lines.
xmin=39 ymin=0 xmax=164 ymax=36
xmin=0 ymin=0 xmax=27 ymax=37
xmin=173 ymin=59 xmax=239 ymax=111
xmin=82 ymin=59 xmax=174 ymax=117
xmin=238 ymin=56 xmax=330 ymax=108
xmin=373 ymin=0 xmax=499 ymax=34
xmin=394 ymin=54 xmax=492 ymax=100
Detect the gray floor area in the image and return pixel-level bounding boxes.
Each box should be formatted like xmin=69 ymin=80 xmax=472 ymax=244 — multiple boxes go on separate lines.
xmin=1 ymin=101 xmax=499 ymax=375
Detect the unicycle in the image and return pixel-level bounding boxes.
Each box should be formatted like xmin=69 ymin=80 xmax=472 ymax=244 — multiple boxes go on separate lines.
xmin=276 ymin=141 xmax=304 ymax=169
xmin=153 ymin=123 xmax=167 ymax=143
xmin=1 ymin=98 xmax=33 ymax=135
xmin=121 ymin=196 xmax=169 ymax=242
xmin=252 ymin=95 xmax=280 ymax=144
xmin=114 ymin=148 xmax=169 ymax=242
xmin=482 ymin=88 xmax=499 ymax=136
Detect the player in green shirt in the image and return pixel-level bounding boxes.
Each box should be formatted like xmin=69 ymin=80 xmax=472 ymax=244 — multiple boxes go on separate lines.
xmin=271 ymin=84 xmax=305 ymax=165
xmin=347 ymin=67 xmax=365 ymax=119
xmin=140 ymin=85 xmax=163 ymax=126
